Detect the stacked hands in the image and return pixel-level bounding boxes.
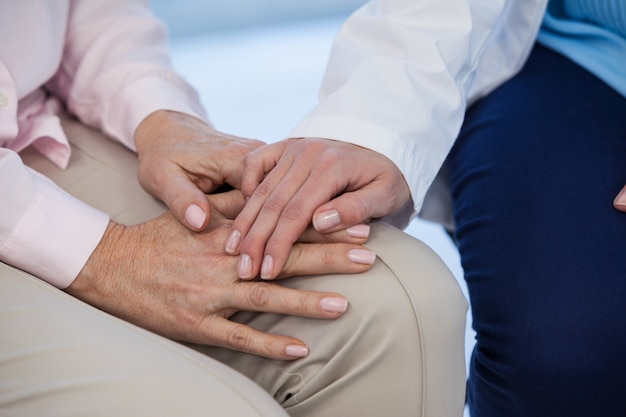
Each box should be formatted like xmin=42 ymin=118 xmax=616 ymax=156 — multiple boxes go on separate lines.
xmin=68 ymin=110 xmax=411 ymax=361
xmin=67 ymin=110 xmax=626 ymax=360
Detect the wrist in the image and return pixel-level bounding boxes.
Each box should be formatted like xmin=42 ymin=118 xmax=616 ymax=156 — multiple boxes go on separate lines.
xmin=66 ymin=220 xmax=128 ymax=300
xmin=134 ymin=110 xmax=212 ymax=153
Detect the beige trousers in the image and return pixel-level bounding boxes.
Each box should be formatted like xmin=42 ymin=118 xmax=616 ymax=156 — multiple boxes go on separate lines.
xmin=0 ymin=117 xmax=468 ymax=417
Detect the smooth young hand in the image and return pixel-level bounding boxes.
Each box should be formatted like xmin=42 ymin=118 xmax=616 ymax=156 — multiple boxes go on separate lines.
xmin=226 ymin=137 xmax=411 ymax=280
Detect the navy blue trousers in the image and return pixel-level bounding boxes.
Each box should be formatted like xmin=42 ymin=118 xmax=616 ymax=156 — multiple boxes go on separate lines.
xmin=448 ymin=44 xmax=626 ymax=416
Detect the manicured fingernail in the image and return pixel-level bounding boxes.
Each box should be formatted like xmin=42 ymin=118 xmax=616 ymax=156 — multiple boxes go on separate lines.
xmin=346 ymin=224 xmax=370 ymax=238
xmin=348 ymin=248 xmax=376 ymax=265
xmin=320 ymin=297 xmax=349 ymax=313
xmin=313 ymin=209 xmax=341 ymax=231
xmin=615 ymin=188 xmax=626 ymax=208
xmin=260 ymin=255 xmax=274 ymax=280
xmin=285 ymin=345 xmax=309 ymax=358
xmin=225 ymin=229 xmax=241 ymax=254
xmin=238 ymin=254 xmax=252 ymax=279
xmin=185 ymin=204 xmax=206 ymax=229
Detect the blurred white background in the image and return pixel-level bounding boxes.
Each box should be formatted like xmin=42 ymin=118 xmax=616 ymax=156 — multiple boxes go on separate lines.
xmin=150 ymin=2 xmax=474 ymax=410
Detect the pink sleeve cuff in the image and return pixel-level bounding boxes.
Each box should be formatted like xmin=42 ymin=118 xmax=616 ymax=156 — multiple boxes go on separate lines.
xmin=1 ymin=168 xmax=109 ymax=289
xmin=105 ymin=76 xmax=208 ymax=151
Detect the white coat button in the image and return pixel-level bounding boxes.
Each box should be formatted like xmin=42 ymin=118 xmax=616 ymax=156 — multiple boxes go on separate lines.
xmin=0 ymin=92 xmax=8 ymax=108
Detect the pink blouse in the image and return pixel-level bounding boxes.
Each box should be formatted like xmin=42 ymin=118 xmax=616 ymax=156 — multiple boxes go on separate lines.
xmin=0 ymin=0 xmax=206 ymax=288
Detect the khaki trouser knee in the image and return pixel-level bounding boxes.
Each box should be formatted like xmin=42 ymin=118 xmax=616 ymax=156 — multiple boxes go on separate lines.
xmin=196 ymin=222 xmax=468 ymax=417
xmin=1 ymin=116 xmax=468 ymax=416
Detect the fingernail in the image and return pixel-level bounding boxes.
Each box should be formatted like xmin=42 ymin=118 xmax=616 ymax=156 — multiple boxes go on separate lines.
xmin=185 ymin=204 xmax=206 ymax=230
xmin=615 ymin=188 xmax=626 ymax=208
xmin=260 ymin=255 xmax=274 ymax=280
xmin=320 ymin=297 xmax=349 ymax=313
xmin=348 ymin=248 xmax=376 ymax=265
xmin=285 ymin=344 xmax=309 ymax=358
xmin=238 ymin=254 xmax=252 ymax=279
xmin=346 ymin=224 xmax=370 ymax=238
xmin=313 ymin=209 xmax=341 ymax=231
xmin=225 ymin=229 xmax=242 ymax=254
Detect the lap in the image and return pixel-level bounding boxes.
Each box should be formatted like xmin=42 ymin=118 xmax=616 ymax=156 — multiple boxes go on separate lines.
xmin=0 ymin=263 xmax=288 ymax=417
xmin=195 ymin=221 xmax=468 ymax=416
xmin=3 ymin=115 xmax=468 ymax=417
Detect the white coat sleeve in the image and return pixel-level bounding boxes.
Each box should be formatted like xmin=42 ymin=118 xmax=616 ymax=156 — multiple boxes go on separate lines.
xmin=288 ymin=0 xmax=548 ymax=224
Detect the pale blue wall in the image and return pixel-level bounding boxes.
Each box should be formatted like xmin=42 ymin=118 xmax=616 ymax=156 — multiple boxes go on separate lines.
xmin=149 ymin=0 xmax=368 ymax=38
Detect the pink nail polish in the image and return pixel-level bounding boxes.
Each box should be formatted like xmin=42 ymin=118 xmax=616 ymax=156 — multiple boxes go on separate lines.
xmin=225 ymin=229 xmax=242 ymax=254
xmin=348 ymin=248 xmax=376 ymax=265
xmin=185 ymin=204 xmax=206 ymax=229
xmin=346 ymin=224 xmax=370 ymax=238
xmin=313 ymin=209 xmax=341 ymax=231
xmin=260 ymin=255 xmax=274 ymax=280
xmin=285 ymin=345 xmax=309 ymax=358
xmin=238 ymin=254 xmax=252 ymax=279
xmin=320 ymin=297 xmax=349 ymax=313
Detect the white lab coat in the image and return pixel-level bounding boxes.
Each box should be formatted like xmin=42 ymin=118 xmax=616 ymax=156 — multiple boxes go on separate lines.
xmin=289 ymin=0 xmax=549 ymax=228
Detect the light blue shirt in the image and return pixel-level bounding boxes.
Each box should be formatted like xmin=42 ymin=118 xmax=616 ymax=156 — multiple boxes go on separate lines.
xmin=538 ymin=0 xmax=626 ymax=97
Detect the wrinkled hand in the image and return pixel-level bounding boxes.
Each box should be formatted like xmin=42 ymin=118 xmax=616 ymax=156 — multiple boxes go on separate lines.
xmin=134 ymin=110 xmax=264 ymax=231
xmin=615 ymin=185 xmax=626 ymax=212
xmin=225 ymin=137 xmax=411 ymax=280
xmin=67 ymin=190 xmax=375 ymax=360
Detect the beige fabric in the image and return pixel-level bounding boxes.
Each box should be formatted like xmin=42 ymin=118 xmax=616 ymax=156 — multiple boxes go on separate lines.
xmin=1 ymin=116 xmax=468 ymax=416
xmin=0 ymin=265 xmax=289 ymax=417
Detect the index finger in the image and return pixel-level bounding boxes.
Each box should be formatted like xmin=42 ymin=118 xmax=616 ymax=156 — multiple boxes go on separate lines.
xmin=236 ymin=169 xmax=328 ymax=279
xmin=224 ymin=146 xmax=298 ymax=257
xmin=240 ymin=163 xmax=352 ymax=279
xmin=239 ymin=140 xmax=290 ymax=199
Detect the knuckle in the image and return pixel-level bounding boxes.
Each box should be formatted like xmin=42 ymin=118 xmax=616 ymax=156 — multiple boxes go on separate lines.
xmin=280 ymin=200 xmax=305 ymax=222
xmin=344 ymin=194 xmax=372 ymax=222
xmin=254 ymin=180 xmax=273 ymax=199
xmin=246 ymin=283 xmax=273 ymax=309
xmin=145 ymin=168 xmax=167 ymax=192
xmin=262 ymin=194 xmax=287 ymax=216
xmin=300 ymin=140 xmax=339 ymax=167
xmin=381 ymin=185 xmax=402 ymax=211
xmin=224 ymin=141 xmax=249 ymax=156
xmin=174 ymin=310 xmax=201 ymax=337
xmin=242 ymin=151 xmax=260 ymax=171
xmin=287 ymin=242 xmax=337 ymax=271
xmin=225 ymin=327 xmax=253 ymax=351
xmin=297 ymin=288 xmax=313 ymax=304
xmin=317 ymin=149 xmax=341 ymax=170
xmin=169 ymin=193 xmax=191 ymax=214
xmin=238 ymin=236 xmax=263 ymax=260
xmin=299 ymin=138 xmax=323 ymax=153
xmin=319 ymin=245 xmax=338 ymax=267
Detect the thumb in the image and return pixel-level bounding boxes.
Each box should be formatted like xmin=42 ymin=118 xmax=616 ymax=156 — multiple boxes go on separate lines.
xmin=312 ymin=191 xmax=375 ymax=234
xmin=312 ymin=182 xmax=411 ymax=233
xmin=239 ymin=141 xmax=289 ymax=198
xmin=162 ymin=175 xmax=212 ymax=231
